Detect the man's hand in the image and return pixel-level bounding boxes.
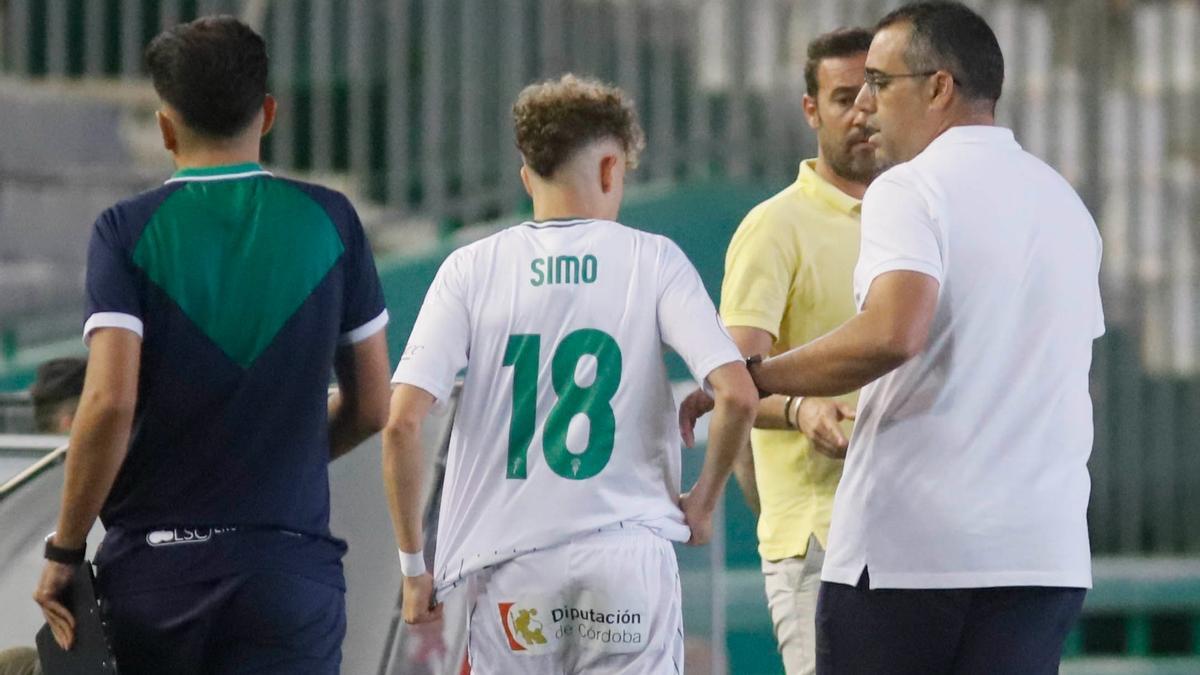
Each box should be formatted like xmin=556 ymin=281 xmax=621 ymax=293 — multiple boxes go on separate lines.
xmin=680 ymin=490 xmax=714 ymax=546
xmin=678 ymin=388 xmax=716 ymax=447
xmin=402 ymin=573 xmax=444 ymax=625
xmin=33 ymin=561 xmax=77 ymax=650
xmin=795 ymin=397 xmax=856 ymax=459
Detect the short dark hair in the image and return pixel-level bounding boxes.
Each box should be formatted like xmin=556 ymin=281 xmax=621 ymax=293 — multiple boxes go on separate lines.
xmin=513 ymin=74 xmax=645 ymax=178
xmin=30 ymin=357 xmax=86 ymax=433
xmin=144 ymin=16 xmax=268 ymax=138
xmin=804 ymin=28 xmax=874 ymax=98
xmin=876 ymin=1 xmax=1004 ymax=103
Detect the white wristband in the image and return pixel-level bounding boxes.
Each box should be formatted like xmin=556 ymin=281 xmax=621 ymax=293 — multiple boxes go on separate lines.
xmin=399 ymin=549 xmax=426 ymax=577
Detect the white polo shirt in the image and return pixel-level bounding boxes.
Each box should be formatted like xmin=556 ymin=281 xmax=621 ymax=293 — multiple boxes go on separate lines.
xmin=822 ymin=126 xmax=1105 ymax=590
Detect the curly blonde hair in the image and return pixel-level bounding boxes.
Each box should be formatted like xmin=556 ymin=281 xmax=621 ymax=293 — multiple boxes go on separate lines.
xmin=513 ymin=74 xmax=645 ymax=178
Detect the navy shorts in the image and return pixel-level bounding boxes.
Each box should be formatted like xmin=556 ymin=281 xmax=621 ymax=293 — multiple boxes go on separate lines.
xmin=815 ymin=569 xmax=1085 ymax=675
xmin=101 ymin=572 xmax=345 ymax=675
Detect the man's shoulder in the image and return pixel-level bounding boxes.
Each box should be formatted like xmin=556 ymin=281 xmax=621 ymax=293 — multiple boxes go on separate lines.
xmin=107 ymin=182 xmax=182 ymax=221
xmin=738 ymin=181 xmax=827 ymax=235
xmin=451 ymin=224 xmax=516 ymax=260
xmin=269 ymin=174 xmax=347 ymax=198
xmin=97 ymin=182 xmax=184 ymax=244
xmin=611 ymin=221 xmax=675 ymax=251
xmin=264 ymin=175 xmax=356 ymax=219
xmin=612 ymin=224 xmax=690 ymax=267
xmin=861 ymin=162 xmax=929 ymax=209
xmin=872 ymin=161 xmax=922 ymax=188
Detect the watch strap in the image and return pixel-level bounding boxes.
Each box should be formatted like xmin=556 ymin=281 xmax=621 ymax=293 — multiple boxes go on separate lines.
xmin=44 ymin=533 xmax=86 ymax=566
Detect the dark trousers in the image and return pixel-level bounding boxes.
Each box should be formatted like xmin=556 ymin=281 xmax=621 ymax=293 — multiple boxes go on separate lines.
xmin=816 ymin=569 xmax=1085 ymax=675
xmin=101 ymin=572 xmax=345 ymax=675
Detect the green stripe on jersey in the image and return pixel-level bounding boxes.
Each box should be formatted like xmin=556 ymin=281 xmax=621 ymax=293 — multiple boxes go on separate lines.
xmin=133 ymin=176 xmax=344 ymax=368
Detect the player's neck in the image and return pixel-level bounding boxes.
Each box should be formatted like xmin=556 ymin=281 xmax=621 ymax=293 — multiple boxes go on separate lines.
xmin=172 ymin=141 xmax=263 ymax=171
xmin=531 ymin=192 xmax=616 ymax=222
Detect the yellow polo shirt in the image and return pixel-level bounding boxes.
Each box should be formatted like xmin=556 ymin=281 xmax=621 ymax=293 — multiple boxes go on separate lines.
xmin=720 ymin=159 xmax=861 ymax=561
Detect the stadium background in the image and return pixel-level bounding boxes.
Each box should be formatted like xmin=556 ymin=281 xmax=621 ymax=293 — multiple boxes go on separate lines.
xmin=0 ymin=0 xmax=1197 ymax=673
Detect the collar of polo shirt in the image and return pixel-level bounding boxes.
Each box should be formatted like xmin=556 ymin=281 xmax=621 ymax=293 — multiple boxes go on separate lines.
xmin=796 ymin=160 xmax=862 ymax=217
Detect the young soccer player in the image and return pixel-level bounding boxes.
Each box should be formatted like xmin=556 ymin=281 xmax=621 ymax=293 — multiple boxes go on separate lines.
xmin=383 ymin=74 xmax=758 ymax=674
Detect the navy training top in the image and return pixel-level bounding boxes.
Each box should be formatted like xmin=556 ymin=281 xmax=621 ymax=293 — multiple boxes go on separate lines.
xmin=83 ymin=162 xmax=387 ymax=593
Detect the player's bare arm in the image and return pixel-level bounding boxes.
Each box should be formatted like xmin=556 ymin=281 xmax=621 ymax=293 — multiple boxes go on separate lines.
xmin=680 ymin=360 xmax=758 ymax=545
xmin=382 ymin=383 xmax=443 ymax=625
xmin=34 ymin=327 xmax=141 ymax=649
xmin=724 ymin=326 xmax=774 ymax=514
xmin=328 ymin=330 xmax=391 ymax=460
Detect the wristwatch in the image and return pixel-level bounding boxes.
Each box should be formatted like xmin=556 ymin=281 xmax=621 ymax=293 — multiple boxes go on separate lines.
xmin=43 ymin=532 xmax=86 ymax=565
xmin=745 ymin=355 xmax=771 ymax=399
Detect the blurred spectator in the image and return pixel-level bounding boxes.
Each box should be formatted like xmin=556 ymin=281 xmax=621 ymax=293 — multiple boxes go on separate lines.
xmin=29 ymin=358 xmax=87 ymax=434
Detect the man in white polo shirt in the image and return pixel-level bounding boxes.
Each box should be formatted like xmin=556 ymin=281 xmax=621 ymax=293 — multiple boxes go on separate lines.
xmin=680 ymin=1 xmax=1104 ymax=672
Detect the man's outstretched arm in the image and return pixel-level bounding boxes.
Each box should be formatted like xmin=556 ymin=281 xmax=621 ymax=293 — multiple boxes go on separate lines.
xmin=751 ymin=271 xmax=939 ymax=397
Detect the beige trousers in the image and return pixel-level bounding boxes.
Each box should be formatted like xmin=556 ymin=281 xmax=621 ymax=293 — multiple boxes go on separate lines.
xmin=761 ymin=534 xmax=826 ymax=675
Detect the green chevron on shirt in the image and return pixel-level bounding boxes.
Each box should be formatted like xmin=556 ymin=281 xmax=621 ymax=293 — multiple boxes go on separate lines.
xmin=133 ymin=167 xmax=344 ymax=368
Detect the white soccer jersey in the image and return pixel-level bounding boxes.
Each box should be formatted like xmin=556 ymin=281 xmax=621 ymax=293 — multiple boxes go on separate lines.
xmin=392 ymin=218 xmax=742 ymax=592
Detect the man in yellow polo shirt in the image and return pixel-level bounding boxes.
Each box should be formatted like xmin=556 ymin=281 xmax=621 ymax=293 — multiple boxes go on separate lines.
xmin=719 ymin=27 xmax=878 ymax=675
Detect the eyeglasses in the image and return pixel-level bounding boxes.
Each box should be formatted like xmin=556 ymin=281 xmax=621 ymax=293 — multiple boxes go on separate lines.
xmin=863 ymin=70 xmax=939 ymax=95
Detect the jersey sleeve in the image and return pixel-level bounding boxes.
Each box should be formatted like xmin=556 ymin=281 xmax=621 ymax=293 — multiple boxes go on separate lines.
xmin=338 ymin=197 xmax=389 ymax=344
xmin=657 ymin=239 xmax=744 ymax=388
xmin=83 ymin=208 xmax=144 ymax=344
xmin=854 ymin=172 xmax=944 ymax=310
xmin=390 ymin=250 xmax=471 ymax=402
xmin=719 ymin=206 xmax=795 ymax=338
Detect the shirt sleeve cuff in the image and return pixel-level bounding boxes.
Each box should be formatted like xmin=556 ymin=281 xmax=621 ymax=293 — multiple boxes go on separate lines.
xmin=339 ymin=309 xmax=389 ymax=345
xmin=83 ymin=312 xmax=144 ymax=345
xmin=857 ymin=260 xmax=943 ymax=310
xmin=692 ymin=351 xmax=746 ymax=396
xmin=718 ymin=310 xmax=781 ymax=340
xmin=390 ymin=370 xmax=453 ymax=403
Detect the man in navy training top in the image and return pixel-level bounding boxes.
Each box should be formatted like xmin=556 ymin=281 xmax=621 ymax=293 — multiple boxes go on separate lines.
xmin=32 ymin=16 xmax=392 ymax=675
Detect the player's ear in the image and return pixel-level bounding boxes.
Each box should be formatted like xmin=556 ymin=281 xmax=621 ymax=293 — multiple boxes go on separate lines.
xmin=599 ymin=153 xmax=619 ymax=194
xmin=519 ymin=163 xmax=534 ymax=198
xmin=157 ymin=110 xmax=178 ymax=154
xmin=260 ymin=94 xmax=277 ymax=137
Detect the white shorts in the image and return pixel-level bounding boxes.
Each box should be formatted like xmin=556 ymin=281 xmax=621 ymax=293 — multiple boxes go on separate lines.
xmin=466 ymin=525 xmax=684 ymax=675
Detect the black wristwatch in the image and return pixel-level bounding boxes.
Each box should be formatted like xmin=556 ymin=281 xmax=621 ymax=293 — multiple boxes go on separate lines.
xmin=44 ymin=532 xmax=86 ymax=565
xmin=745 ymin=355 xmax=771 ymax=399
